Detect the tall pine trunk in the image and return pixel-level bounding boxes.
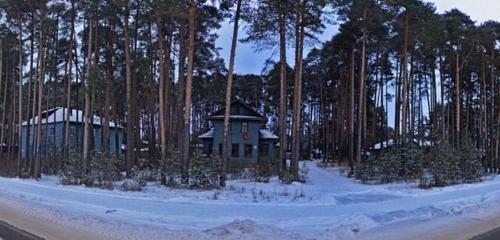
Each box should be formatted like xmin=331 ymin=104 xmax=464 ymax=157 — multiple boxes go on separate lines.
xmin=455 ymin=51 xmax=461 ymax=147
xmin=34 ymin=2 xmax=47 ymax=179
xmin=124 ymin=4 xmax=135 ymax=176
xmin=400 ymin=13 xmax=409 ymax=141
xmin=291 ymin=1 xmax=305 ymax=179
xmin=83 ymin=16 xmax=93 ymax=174
xmin=64 ymin=0 xmax=75 ymax=160
xmin=156 ymin=14 xmax=167 ymax=164
xmin=103 ymin=22 xmax=113 ymax=155
xmin=349 ymin=44 xmax=355 ymax=175
xmin=182 ymin=0 xmax=196 ymax=183
xmin=176 ymin=20 xmax=187 ymax=163
xmin=0 ymin=48 xmax=7 ymax=163
xmin=355 ymin=6 xmax=367 ymax=175
xmin=17 ymin=11 xmax=23 ymax=176
xmin=25 ymin=16 xmax=34 ymax=169
xmin=278 ymin=0 xmax=288 ymax=176
xmin=221 ymin=0 xmax=242 ymax=187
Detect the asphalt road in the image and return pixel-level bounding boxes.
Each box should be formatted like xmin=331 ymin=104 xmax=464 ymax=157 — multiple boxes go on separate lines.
xmin=0 ymin=220 xmax=43 ymax=240
xmin=471 ymin=226 xmax=500 ymax=240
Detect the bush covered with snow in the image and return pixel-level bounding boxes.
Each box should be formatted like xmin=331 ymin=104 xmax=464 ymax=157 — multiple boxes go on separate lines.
xmin=361 ymin=143 xmax=423 ymax=183
xmin=189 ymin=151 xmax=221 ymax=189
xmin=59 ymin=151 xmax=122 ymax=189
xmin=279 ymin=169 xmax=307 ymax=184
xmin=255 ymin=158 xmax=272 ymax=183
xmin=159 ymin=146 xmax=181 ymax=186
xmin=422 ymin=139 xmax=482 ymax=187
xmin=424 ymin=141 xmax=462 ymax=186
xmin=59 ymin=151 xmax=85 ymax=185
xmin=362 ymin=138 xmax=483 ymax=187
xmin=88 ymin=152 xmax=122 ymax=189
xmin=459 ymin=139 xmax=483 ymax=184
xmin=121 ymin=178 xmax=143 ymax=191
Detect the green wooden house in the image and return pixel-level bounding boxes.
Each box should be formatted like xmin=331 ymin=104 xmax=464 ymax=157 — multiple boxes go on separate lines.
xmin=21 ymin=107 xmax=124 ymax=159
xmin=199 ymin=101 xmax=279 ymax=170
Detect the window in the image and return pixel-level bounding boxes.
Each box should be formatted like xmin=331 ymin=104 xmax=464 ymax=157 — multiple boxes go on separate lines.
xmin=231 ymin=144 xmax=239 ymax=157
xmin=259 ymin=143 xmax=269 ymax=157
xmin=204 ymin=143 xmax=213 ymax=155
xmin=244 ymin=144 xmax=253 ymax=158
xmin=70 ymin=126 xmax=76 ymax=137
xmin=48 ymin=126 xmax=55 ymax=136
xmin=208 ymin=143 xmax=213 ymax=155
xmin=241 ymin=122 xmax=248 ymax=133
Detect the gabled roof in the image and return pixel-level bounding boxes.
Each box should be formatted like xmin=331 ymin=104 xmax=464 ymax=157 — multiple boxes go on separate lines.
xmin=22 ymin=107 xmax=122 ymax=128
xmin=197 ymin=128 xmax=279 ymax=140
xmin=199 ymin=128 xmax=214 ymax=139
xmin=370 ymin=138 xmax=430 ymax=150
xmin=207 ymin=100 xmax=266 ymax=122
xmin=259 ymin=129 xmax=279 ymax=140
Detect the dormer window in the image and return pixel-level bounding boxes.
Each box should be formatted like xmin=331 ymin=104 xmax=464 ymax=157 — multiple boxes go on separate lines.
xmin=241 ymin=122 xmax=248 ymax=133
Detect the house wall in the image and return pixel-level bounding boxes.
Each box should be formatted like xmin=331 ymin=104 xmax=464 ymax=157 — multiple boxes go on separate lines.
xmin=259 ymin=140 xmax=277 ymax=162
xmin=212 ymin=119 xmax=263 ymax=168
xmin=202 ymin=139 xmax=213 ymax=155
xmin=21 ymin=122 xmax=124 ymax=159
xmin=227 ymin=104 xmax=257 ymax=116
xmin=201 ymin=102 xmax=279 ymax=171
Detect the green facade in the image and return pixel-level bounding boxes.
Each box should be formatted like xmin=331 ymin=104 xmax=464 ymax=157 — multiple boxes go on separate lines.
xmin=200 ymin=101 xmax=278 ymax=170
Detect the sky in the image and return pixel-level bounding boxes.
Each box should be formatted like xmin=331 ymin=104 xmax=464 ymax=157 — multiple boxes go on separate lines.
xmin=215 ymin=0 xmax=500 ymax=75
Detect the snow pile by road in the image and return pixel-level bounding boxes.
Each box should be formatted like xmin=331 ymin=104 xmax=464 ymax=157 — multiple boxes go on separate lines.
xmin=1 ymin=160 xmax=500 ymax=239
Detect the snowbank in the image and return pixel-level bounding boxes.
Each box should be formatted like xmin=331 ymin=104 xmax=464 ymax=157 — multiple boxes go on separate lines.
xmin=1 ymin=160 xmax=500 ymax=239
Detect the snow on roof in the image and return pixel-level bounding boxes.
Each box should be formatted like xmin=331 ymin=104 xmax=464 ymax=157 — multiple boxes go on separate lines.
xmin=208 ymin=115 xmax=266 ymax=121
xmin=199 ymin=128 xmax=214 ymax=139
xmin=371 ymin=138 xmax=431 ymax=150
xmin=22 ymin=107 xmax=122 ymax=128
xmin=259 ymin=129 xmax=278 ymax=140
xmin=211 ymin=100 xmax=266 ymax=119
xmin=372 ymin=139 xmax=395 ymax=150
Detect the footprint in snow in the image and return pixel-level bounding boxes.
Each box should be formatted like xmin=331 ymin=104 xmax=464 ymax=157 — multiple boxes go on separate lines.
xmin=105 ymin=209 xmax=117 ymax=214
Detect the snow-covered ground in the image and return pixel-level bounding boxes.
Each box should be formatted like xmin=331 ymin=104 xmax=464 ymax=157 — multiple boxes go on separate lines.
xmin=1 ymin=160 xmax=500 ymax=239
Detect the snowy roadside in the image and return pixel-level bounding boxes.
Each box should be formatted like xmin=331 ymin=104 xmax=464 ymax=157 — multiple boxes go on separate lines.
xmin=1 ymin=160 xmax=500 ymax=239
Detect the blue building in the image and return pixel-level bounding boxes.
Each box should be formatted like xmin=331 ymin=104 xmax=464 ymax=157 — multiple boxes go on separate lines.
xmin=21 ymin=107 xmax=124 ymax=159
xmin=199 ymin=101 xmax=279 ymax=170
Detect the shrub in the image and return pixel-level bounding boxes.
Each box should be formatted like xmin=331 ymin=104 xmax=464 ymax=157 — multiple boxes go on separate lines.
xmin=121 ymin=178 xmax=142 ymax=191
xmin=279 ymin=168 xmax=306 ymax=184
xmin=255 ymin=158 xmax=272 ymax=183
xmin=59 ymin=151 xmax=85 ymax=185
xmin=159 ymin=146 xmax=181 ymax=186
xmin=361 ymin=143 xmax=423 ymax=183
xmin=426 ymin=141 xmax=461 ymax=186
xmin=127 ymin=166 xmax=149 ymax=188
xmin=459 ymin=139 xmax=483 ymax=183
xmin=189 ymin=151 xmax=221 ymax=189
xmin=59 ymin=151 xmax=122 ymax=189
xmin=422 ymin=139 xmax=482 ymax=187
xmin=88 ymin=152 xmax=122 ymax=189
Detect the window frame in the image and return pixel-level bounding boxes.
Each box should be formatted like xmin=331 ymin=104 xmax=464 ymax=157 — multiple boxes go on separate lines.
xmin=241 ymin=122 xmax=248 ymax=133
xmin=48 ymin=125 xmax=55 ymax=136
xmin=231 ymin=144 xmax=240 ymax=157
xmin=259 ymin=143 xmax=269 ymax=157
xmin=244 ymin=144 xmax=253 ymax=158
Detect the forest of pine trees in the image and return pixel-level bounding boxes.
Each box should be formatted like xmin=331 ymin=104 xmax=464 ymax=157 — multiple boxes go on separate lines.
xmin=0 ymin=0 xmax=498 ymax=187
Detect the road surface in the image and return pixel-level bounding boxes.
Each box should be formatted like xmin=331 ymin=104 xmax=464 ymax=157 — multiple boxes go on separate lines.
xmin=471 ymin=226 xmax=500 ymax=240
xmin=0 ymin=197 xmax=109 ymax=240
xmin=0 ymin=220 xmax=42 ymax=240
